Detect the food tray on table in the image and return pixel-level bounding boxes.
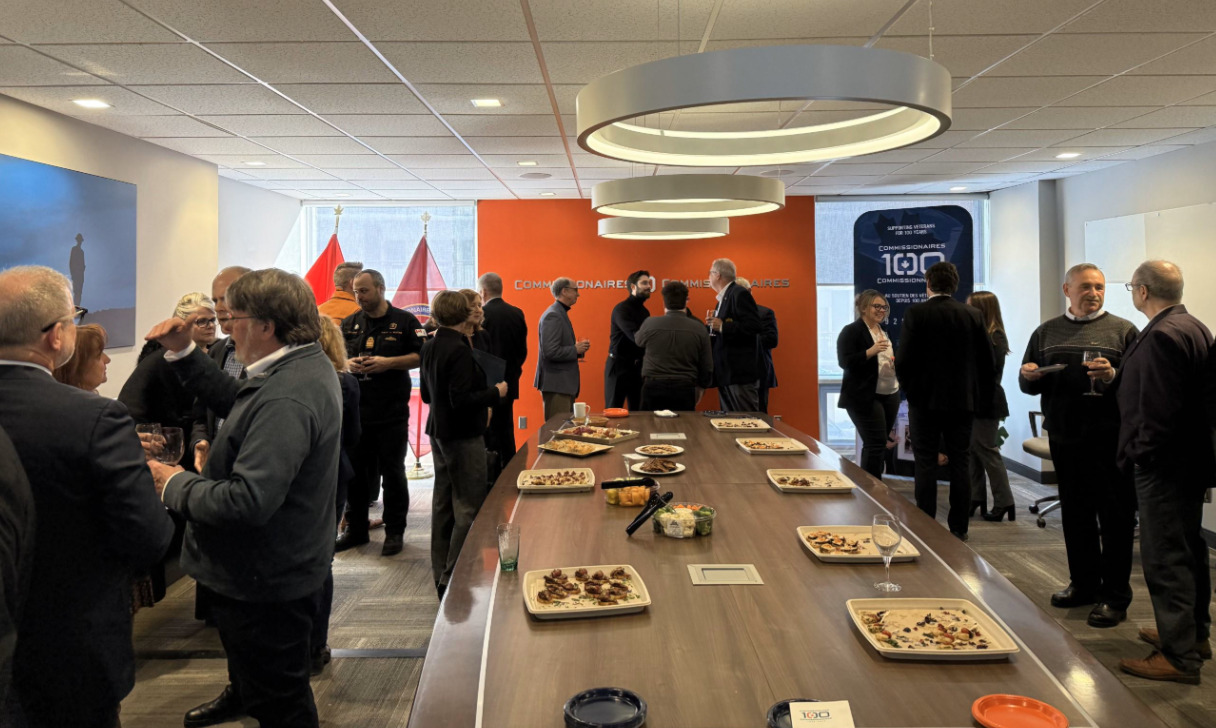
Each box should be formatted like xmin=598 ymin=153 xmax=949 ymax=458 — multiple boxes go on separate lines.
xmin=846 ymin=598 xmax=1020 ymax=660
xmin=710 ymin=417 xmax=771 ymax=432
xmin=796 ymin=526 xmax=920 ymax=562
xmin=553 ymin=425 xmax=641 ymax=445
xmin=523 ymin=565 xmax=651 ymax=620
xmin=736 ymin=437 xmax=810 ymax=454
xmin=631 ymin=458 xmax=685 ymax=476
xmin=634 ymin=444 xmax=685 ymax=457
xmin=538 ymin=438 xmax=615 ymax=458
xmin=516 ymin=468 xmax=595 ymax=492
xmin=768 ymin=469 xmax=856 ymax=493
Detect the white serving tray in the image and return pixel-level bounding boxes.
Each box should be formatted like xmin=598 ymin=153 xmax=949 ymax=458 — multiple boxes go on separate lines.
xmin=796 ymin=526 xmax=920 ymax=563
xmin=516 ymin=468 xmax=595 ymax=493
xmin=846 ymin=597 xmax=1021 ymax=661
xmin=635 ymin=444 xmax=685 ymax=456
xmin=710 ymin=417 xmax=771 ymax=432
xmin=735 ymin=437 xmax=810 ymax=455
xmin=768 ymin=469 xmax=856 ymax=493
xmin=522 ymin=564 xmax=651 ymax=620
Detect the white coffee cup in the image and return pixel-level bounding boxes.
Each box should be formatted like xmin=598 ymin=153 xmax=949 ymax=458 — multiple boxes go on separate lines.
xmin=572 ymin=402 xmax=589 ymax=421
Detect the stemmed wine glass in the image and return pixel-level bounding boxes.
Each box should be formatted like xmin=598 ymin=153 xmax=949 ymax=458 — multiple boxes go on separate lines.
xmin=872 ymin=515 xmax=903 ymax=592
xmin=1082 ymin=350 xmax=1103 ymax=397
xmin=156 ymin=427 xmax=185 ymax=466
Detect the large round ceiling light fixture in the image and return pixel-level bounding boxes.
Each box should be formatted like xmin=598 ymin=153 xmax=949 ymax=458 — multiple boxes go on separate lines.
xmin=592 ymin=174 xmax=784 ymax=219
xmin=598 ymin=217 xmax=728 ymax=240
xmin=577 ymin=45 xmax=951 ymax=166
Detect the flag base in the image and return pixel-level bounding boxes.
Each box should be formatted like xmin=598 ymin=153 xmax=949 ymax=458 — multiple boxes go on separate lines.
xmin=406 ymin=461 xmax=433 ymax=480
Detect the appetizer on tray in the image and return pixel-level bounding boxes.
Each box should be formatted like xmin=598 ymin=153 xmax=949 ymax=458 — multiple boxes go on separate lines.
xmin=516 ymin=468 xmax=595 ymax=493
xmin=736 ymin=437 xmax=810 ymax=454
xmin=634 ymin=444 xmax=685 ymax=456
xmin=709 ymin=417 xmax=771 ymax=432
xmin=554 ymin=425 xmax=640 ymax=444
xmin=768 ymin=469 xmax=856 ymax=493
xmin=796 ymin=526 xmax=920 ymax=562
xmin=631 ymin=458 xmax=685 ymax=476
xmin=537 ymin=438 xmax=614 ymax=457
xmin=846 ymin=598 xmax=1020 ymax=660
xmin=523 ymin=565 xmax=651 ymax=620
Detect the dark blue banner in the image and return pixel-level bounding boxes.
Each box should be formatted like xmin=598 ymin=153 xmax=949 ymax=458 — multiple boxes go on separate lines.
xmin=853 ymin=205 xmax=974 ymax=349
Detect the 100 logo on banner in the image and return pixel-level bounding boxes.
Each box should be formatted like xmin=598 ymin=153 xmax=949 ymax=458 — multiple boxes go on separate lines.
xmin=880 ymin=251 xmax=946 ymax=277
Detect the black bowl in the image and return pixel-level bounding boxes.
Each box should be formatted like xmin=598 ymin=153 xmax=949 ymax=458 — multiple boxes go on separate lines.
xmin=766 ymin=698 xmax=820 ymax=728
xmin=563 ymin=687 xmax=646 ymax=728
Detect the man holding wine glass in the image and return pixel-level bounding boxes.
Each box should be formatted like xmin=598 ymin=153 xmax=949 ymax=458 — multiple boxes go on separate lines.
xmin=1019 ymin=263 xmax=1139 ymax=630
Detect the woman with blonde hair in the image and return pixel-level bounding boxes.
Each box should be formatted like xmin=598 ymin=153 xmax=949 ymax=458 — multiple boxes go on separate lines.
xmin=53 ymin=323 xmax=110 ymax=393
xmin=967 ymin=290 xmax=1014 ymax=522
xmin=836 ymin=289 xmax=900 ymax=479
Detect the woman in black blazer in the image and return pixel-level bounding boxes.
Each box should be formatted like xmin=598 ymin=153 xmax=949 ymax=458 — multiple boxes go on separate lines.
xmin=837 ymin=290 xmax=900 ymax=479
xmin=966 ymin=291 xmax=1014 ymax=522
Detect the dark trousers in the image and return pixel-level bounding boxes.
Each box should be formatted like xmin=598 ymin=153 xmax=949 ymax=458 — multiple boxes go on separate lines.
xmin=349 ymin=417 xmax=409 ymax=537
xmin=604 ymin=362 xmax=643 ymax=410
xmin=970 ymin=417 xmax=1014 ymax=510
xmin=908 ymin=406 xmax=973 ymax=534
xmin=757 ymin=383 xmax=772 ymax=414
xmin=845 ymin=391 xmax=901 ymax=480
xmin=640 ymin=379 xmax=697 ymax=411
xmin=1134 ymin=460 xmax=1211 ymax=672
xmin=719 ymin=382 xmax=759 ymax=412
xmin=486 ymin=398 xmax=517 ymax=469
xmin=431 ymin=435 xmax=490 ymax=589
xmin=1049 ymin=437 xmax=1135 ymax=608
xmin=210 ymin=587 xmax=321 ymax=728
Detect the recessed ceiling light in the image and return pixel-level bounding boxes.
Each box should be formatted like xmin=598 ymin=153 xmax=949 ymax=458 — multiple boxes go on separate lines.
xmin=1055 ymin=152 xmax=1081 ymax=159
xmin=243 ymin=161 xmax=267 ymax=166
xmin=72 ymin=99 xmax=111 ymax=109
xmin=949 ymin=186 xmax=968 ymax=192
xmin=470 ymin=98 xmax=502 ymax=108
xmin=540 ymin=192 xmax=556 ymax=196
xmin=519 ymin=172 xmax=552 ymax=180
xmin=759 ymin=168 xmax=796 ymax=178
xmin=516 ymin=161 xmax=538 ymax=166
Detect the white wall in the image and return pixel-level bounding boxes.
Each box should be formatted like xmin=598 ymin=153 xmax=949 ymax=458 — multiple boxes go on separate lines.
xmin=218 ymin=177 xmax=301 ymax=270
xmin=0 ymin=93 xmax=220 ymax=397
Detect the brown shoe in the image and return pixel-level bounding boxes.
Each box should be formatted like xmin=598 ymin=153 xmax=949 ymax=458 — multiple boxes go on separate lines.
xmin=1119 ymin=651 xmax=1201 ymax=684
xmin=1139 ymin=627 xmax=1213 ymax=660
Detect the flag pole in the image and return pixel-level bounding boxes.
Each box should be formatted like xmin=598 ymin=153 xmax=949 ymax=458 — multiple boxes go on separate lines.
xmin=407 ymin=210 xmax=434 ymax=481
xmin=333 ymin=204 xmax=343 ymax=234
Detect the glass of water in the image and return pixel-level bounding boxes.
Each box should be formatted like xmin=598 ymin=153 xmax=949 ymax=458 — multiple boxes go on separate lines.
xmin=497 ymin=523 xmax=520 ymax=572
xmin=872 ymin=515 xmax=903 ymax=592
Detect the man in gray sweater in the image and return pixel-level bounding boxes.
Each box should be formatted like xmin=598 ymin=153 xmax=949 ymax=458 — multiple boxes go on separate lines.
xmin=635 ymin=281 xmax=713 ymax=410
xmin=147 ymin=269 xmax=341 ymax=728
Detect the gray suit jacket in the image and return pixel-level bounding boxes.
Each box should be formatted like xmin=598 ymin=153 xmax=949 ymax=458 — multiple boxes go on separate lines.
xmin=533 ymin=301 xmax=580 ymax=396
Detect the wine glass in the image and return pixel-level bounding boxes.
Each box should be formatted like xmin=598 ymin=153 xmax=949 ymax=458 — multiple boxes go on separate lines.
xmin=872 ymin=515 xmax=903 ymax=592
xmin=706 ymin=309 xmax=717 ymax=337
xmin=135 ymin=423 xmax=163 ymax=460
xmin=157 ymin=427 xmax=185 ymax=466
xmin=1082 ymin=350 xmax=1103 ymax=397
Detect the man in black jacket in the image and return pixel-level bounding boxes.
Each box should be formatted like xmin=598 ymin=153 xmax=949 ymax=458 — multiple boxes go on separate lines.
xmin=707 ymin=258 xmax=762 ymax=412
xmin=478 ymin=272 xmax=527 ymax=466
xmin=894 ymin=262 xmax=994 ymax=540
xmin=1115 ymin=260 xmax=1214 ymax=685
xmin=604 ymin=270 xmax=653 ymax=410
xmin=0 ymin=424 xmax=32 ymax=720
xmin=0 ymin=265 xmax=175 ymax=728
xmin=736 ymin=278 xmax=779 ymax=413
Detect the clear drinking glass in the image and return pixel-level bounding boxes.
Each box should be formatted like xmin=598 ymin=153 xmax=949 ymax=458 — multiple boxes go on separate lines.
xmin=872 ymin=515 xmax=903 ymax=592
xmin=497 ymin=523 xmax=521 ymax=572
xmin=706 ymin=309 xmax=717 ymax=337
xmin=1082 ymin=350 xmax=1103 ymax=396
xmin=156 ymin=427 xmax=185 ymax=466
xmin=135 ymin=423 xmax=163 ymax=460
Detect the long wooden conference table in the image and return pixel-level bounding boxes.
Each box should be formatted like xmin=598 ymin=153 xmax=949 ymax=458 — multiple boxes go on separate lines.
xmin=407 ymin=414 xmax=1167 ymax=728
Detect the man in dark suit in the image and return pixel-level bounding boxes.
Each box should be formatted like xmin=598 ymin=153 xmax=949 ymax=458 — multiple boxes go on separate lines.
xmin=604 ymin=270 xmax=653 ymax=410
xmin=0 ymin=424 xmax=33 ymax=718
xmin=736 ymin=278 xmax=779 ymax=413
xmin=1115 ymin=260 xmax=1214 ymax=685
xmin=478 ymin=272 xmax=527 ymax=464
xmin=534 ymin=277 xmax=589 ymax=423
xmin=894 ymin=261 xmax=994 ymax=540
xmin=0 ymin=265 xmax=175 ymax=728
xmin=706 ymin=258 xmax=762 ymax=412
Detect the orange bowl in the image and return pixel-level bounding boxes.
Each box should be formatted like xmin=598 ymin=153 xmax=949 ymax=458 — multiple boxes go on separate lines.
xmin=603 ymin=408 xmax=629 ymax=418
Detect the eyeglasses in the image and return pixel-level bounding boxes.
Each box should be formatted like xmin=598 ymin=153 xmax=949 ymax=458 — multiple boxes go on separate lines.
xmin=1124 ymin=282 xmax=1145 ymax=291
xmin=871 ymin=304 xmax=890 ymax=312
xmin=40 ymin=306 xmax=87 ymax=333
xmin=563 ymin=287 xmax=578 ymax=292
xmin=194 ymin=317 xmax=217 ymax=327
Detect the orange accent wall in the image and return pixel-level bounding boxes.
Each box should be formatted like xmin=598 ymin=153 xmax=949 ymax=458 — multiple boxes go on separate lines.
xmin=477 ymin=196 xmax=818 ymax=439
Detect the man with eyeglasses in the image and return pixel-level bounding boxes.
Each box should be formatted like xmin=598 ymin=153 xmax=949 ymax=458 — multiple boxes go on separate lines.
xmin=1114 ymin=261 xmax=1214 ymax=684
xmin=191 ymin=267 xmax=253 ymax=473
xmin=706 ymin=258 xmax=762 ymax=412
xmin=1019 ymin=262 xmax=1138 ymax=630
xmin=535 ymin=277 xmax=590 ymax=422
xmin=0 ymin=265 xmax=174 ymax=728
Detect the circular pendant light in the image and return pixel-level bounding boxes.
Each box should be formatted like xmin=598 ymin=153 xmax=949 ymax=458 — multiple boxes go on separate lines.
xmin=592 ymin=174 xmax=784 ymax=219
xmin=598 ymin=217 xmax=728 ymax=240
xmin=577 ymin=44 xmax=952 ymax=166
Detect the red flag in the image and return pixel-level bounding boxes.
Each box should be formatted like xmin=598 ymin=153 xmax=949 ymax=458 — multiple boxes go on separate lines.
xmin=393 ymin=234 xmax=448 ymax=459
xmin=304 ymin=233 xmax=345 ymax=304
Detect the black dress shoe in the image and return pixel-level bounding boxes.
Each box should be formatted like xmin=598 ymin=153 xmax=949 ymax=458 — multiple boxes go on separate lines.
xmin=1087 ymin=602 xmax=1128 ymax=628
xmin=335 ymin=531 xmax=369 ymax=552
xmin=381 ymin=533 xmax=404 ymax=556
xmin=311 ymin=644 xmax=332 ymax=676
xmin=950 ymin=530 xmax=969 ymax=542
xmin=1050 ymin=585 xmax=1097 ymax=608
xmin=184 ymin=685 xmax=244 ymax=728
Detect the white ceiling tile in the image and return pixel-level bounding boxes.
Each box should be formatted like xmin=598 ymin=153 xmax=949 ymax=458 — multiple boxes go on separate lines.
xmin=323 ymin=168 xmax=419 ymax=180
xmin=45 ymin=44 xmax=252 ymax=84
xmin=529 ymin=0 xmax=714 ymax=41
xmin=481 ymin=154 xmax=570 ymax=168
xmin=466 ymin=137 xmax=569 ymax=154
xmin=840 ymin=148 xmax=940 ymax=163
xmin=957 ymin=129 xmax=1081 ymax=147
xmin=814 ymin=163 xmax=908 ymax=176
xmin=321 ymin=114 xmax=451 ymax=136
xmin=947 ymin=107 xmax=1038 ymax=131
xmin=1064 ymin=0 xmax=1216 ymax=33
xmin=920 ymin=147 xmax=1041 ymax=162
xmin=1009 ymin=147 xmax=1128 ymax=161
xmin=414 ymin=168 xmax=500 ymax=181
xmin=360 ymin=137 xmax=472 ymax=154
xmin=376 ymin=42 xmax=541 ymax=83
xmin=714 ymin=0 xmax=909 ymax=39
xmin=1128 ymin=35 xmax=1216 ymax=75
xmin=1063 ymin=75 xmax=1216 ymax=106
xmin=876 ymin=35 xmax=1036 ymax=78
xmin=1097 ymin=145 xmax=1188 ymax=160
xmin=206 ymin=42 xmax=395 ymax=83
xmin=349 ymin=180 xmax=436 ymax=189
xmin=274 ymin=84 xmax=427 ymax=114
xmin=897 ymin=162 xmax=991 ymax=175
xmin=132 ymin=83 xmax=304 ymax=115
xmin=250 ymin=136 xmax=372 ymax=155
xmin=790 ymin=175 xmax=885 ymax=186
xmin=428 ymin=179 xmax=507 ymax=189
xmin=148 ymin=136 xmax=271 ymax=155
xmin=199 ymin=114 xmax=342 ymax=137
xmin=889 ymin=0 xmax=1098 ymax=35
xmin=1001 ymin=106 xmax=1158 ymax=129
xmin=3 ymin=0 xmax=177 ymax=43
xmin=1112 ymin=106 xmax=1216 ymax=129
xmin=542 ymin=41 xmax=682 ymax=84
xmin=78 ymin=114 xmax=230 ymax=137
xmin=951 ymin=76 xmax=1103 ymax=107
xmin=366 ymin=189 xmax=455 ymax=199
xmin=279 ymin=180 xmax=362 ymax=190
xmin=293 ymin=154 xmax=396 ymax=168
xmin=377 ymin=154 xmax=481 ymax=168
xmin=0 ymin=85 xmax=174 ymax=115
xmin=1060 ymin=127 xmax=1199 ymax=146
xmin=414 ymin=83 xmax=556 ymax=115
xmin=988 ymin=33 xmax=1205 ymax=77
xmin=507 ymin=179 xmax=579 ymax=189
xmin=239 ymin=168 xmax=341 ymax=181
xmin=652 ymin=166 xmax=739 ymax=175
xmin=575 ymin=168 xmax=647 ymax=180
xmin=979 ymin=161 xmax=1073 ymax=174
xmin=0 ymin=46 xmax=105 ymax=85
xmin=570 ymin=152 xmax=634 ymax=167
xmin=268 ymin=189 xmax=318 ymax=199
xmin=124 ymin=0 xmax=356 ymax=41
xmin=197 ymin=154 xmax=306 ymax=168
xmin=446 ymin=114 xmax=559 ymax=136
xmin=907 ymin=130 xmax=980 ymax=148
xmin=1135 ymin=126 xmax=1216 ymax=145
xmin=1052 ymin=160 xmax=1128 ymax=173
xmin=217 ymin=168 xmax=256 ymax=180
xmin=333 ymin=0 xmax=530 ymax=41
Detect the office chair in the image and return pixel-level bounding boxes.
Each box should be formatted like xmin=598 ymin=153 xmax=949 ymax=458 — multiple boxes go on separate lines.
xmin=1022 ymin=411 xmax=1058 ymax=528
